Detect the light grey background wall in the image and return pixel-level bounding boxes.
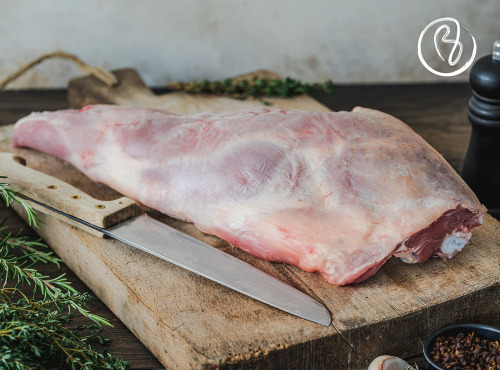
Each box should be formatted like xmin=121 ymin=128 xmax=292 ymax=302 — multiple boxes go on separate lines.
xmin=1 ymin=0 xmax=498 ymax=88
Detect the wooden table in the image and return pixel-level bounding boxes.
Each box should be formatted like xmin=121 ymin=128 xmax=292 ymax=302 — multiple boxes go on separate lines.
xmin=0 ymin=83 xmax=486 ymax=369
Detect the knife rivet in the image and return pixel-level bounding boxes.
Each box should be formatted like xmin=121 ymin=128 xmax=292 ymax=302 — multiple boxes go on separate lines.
xmin=71 ymin=195 xmax=81 ymax=199
xmin=95 ymin=204 xmax=106 ymax=209
xmin=47 ymin=185 xmax=57 ymax=189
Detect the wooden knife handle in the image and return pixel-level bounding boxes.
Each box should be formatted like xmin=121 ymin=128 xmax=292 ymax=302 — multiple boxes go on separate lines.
xmin=0 ymin=152 xmax=142 ymax=230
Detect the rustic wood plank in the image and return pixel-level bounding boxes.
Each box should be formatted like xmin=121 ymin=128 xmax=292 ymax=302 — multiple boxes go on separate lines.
xmin=68 ymin=69 xmax=331 ymax=113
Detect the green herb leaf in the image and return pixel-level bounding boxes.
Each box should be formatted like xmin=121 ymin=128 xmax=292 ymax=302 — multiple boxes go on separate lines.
xmin=0 ymin=177 xmax=40 ymax=228
xmin=0 ymin=179 xmax=130 ymax=368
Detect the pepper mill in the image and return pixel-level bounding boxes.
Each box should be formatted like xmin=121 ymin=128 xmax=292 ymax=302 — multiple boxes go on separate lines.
xmin=462 ymin=40 xmax=500 ymax=219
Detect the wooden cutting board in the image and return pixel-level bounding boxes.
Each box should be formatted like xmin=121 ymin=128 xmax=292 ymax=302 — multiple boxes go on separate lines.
xmin=1 ymin=69 xmax=498 ymax=369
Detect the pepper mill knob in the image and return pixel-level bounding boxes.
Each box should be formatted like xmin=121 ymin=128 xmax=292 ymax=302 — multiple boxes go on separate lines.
xmin=494 ymin=40 xmax=500 ymax=60
xmin=462 ymin=40 xmax=500 ymax=219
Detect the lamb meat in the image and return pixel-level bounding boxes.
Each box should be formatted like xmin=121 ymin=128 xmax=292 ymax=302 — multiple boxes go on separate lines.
xmin=12 ymin=105 xmax=486 ymax=285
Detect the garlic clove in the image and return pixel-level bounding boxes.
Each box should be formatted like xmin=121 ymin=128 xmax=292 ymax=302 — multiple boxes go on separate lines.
xmin=367 ymin=355 xmax=416 ymax=370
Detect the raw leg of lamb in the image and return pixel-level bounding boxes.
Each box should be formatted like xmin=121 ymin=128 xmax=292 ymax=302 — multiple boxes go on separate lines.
xmin=12 ymin=105 xmax=486 ymax=285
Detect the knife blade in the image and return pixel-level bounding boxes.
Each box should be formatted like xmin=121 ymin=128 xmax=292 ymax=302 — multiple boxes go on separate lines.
xmin=1 ymin=153 xmax=331 ymax=326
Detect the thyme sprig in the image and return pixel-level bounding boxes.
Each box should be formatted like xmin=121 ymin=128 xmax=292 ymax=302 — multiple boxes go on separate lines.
xmin=0 ymin=180 xmax=129 ymax=368
xmin=167 ymin=76 xmax=335 ymax=100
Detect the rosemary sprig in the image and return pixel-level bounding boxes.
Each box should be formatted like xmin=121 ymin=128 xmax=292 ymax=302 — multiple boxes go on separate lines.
xmin=0 ymin=246 xmax=110 ymax=327
xmin=0 ymin=217 xmax=62 ymax=266
xmin=167 ymin=76 xmax=335 ymax=100
xmin=0 ymin=180 xmax=129 ymax=368
xmin=0 ymin=288 xmax=129 ymax=369
xmin=1 ymin=176 xmax=40 ymax=228
xmin=0 ymin=184 xmax=110 ymax=327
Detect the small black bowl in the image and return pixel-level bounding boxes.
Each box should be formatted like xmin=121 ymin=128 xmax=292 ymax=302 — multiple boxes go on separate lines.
xmin=423 ymin=323 xmax=500 ymax=369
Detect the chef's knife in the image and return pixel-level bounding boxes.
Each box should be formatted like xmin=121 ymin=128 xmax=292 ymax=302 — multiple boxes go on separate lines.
xmin=1 ymin=153 xmax=331 ymax=326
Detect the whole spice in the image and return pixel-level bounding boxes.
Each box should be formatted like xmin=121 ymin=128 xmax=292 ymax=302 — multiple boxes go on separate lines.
xmin=429 ymin=331 xmax=500 ymax=369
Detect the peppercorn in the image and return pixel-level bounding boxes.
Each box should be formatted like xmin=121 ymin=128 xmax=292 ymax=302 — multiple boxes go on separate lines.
xmin=429 ymin=331 xmax=500 ymax=369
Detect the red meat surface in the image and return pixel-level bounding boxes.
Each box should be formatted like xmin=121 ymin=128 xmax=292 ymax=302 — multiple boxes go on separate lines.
xmin=13 ymin=105 xmax=486 ymax=285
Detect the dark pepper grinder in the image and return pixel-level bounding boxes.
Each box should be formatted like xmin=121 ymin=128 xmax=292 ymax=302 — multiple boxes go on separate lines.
xmin=462 ymin=40 xmax=500 ymax=219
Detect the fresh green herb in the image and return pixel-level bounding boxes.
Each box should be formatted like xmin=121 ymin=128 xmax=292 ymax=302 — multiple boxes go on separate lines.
xmin=0 ymin=288 xmax=129 ymax=369
xmin=0 ymin=236 xmax=111 ymax=327
xmin=0 ymin=218 xmax=62 ymax=266
xmin=0 ymin=180 xmax=130 ymax=369
xmin=1 ymin=176 xmax=40 ymax=228
xmin=167 ymin=76 xmax=335 ymax=101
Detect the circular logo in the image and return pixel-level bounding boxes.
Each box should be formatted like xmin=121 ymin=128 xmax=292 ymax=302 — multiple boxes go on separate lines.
xmin=417 ymin=17 xmax=477 ymax=77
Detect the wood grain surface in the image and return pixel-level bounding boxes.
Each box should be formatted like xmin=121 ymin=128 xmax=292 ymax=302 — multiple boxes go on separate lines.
xmin=1 ymin=76 xmax=498 ymax=369
xmin=0 ymin=152 xmax=142 ymax=233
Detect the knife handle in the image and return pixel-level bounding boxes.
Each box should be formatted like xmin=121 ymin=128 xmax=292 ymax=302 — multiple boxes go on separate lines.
xmin=0 ymin=152 xmax=142 ymax=234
